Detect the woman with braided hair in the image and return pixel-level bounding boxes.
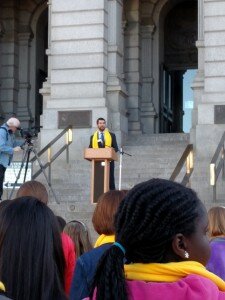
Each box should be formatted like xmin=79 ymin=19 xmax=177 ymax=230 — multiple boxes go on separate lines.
xmin=89 ymin=179 xmax=225 ymax=300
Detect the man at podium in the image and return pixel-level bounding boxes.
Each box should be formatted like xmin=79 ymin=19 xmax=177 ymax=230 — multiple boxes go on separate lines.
xmin=89 ymin=118 xmax=118 ymax=190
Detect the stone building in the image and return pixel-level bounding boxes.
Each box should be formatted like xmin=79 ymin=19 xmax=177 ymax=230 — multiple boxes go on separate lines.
xmin=0 ymin=0 xmax=224 ymax=209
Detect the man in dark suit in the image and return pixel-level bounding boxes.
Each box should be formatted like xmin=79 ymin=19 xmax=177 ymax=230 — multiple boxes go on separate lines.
xmin=89 ymin=118 xmax=118 ymax=190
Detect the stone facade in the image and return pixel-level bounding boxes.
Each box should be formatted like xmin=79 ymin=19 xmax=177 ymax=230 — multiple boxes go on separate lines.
xmin=0 ymin=0 xmax=225 ymax=201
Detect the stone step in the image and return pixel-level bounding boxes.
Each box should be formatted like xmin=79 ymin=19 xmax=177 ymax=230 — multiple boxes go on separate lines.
xmin=9 ymin=133 xmax=191 ymax=241
xmin=126 ymin=133 xmax=189 ymax=145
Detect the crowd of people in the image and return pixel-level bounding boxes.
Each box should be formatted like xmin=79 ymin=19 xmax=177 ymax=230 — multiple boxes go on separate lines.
xmin=0 ymin=179 xmax=224 ymax=299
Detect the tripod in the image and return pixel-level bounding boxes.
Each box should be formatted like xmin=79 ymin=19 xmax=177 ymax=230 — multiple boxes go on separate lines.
xmin=9 ymin=142 xmax=60 ymax=203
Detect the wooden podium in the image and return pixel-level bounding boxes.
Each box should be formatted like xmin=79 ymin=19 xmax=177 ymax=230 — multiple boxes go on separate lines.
xmin=84 ymin=148 xmax=118 ymax=203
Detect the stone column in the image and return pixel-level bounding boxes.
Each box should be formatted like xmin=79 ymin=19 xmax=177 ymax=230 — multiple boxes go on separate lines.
xmin=0 ymin=21 xmax=5 ymax=121
xmin=192 ymin=0 xmax=225 ymax=204
xmin=140 ymin=25 xmax=156 ymax=133
xmin=17 ymin=32 xmax=33 ymax=124
xmin=107 ymin=0 xmax=128 ymax=144
xmin=41 ymin=0 xmax=109 ymax=159
xmin=195 ymin=0 xmax=225 ymax=157
xmin=40 ymin=0 xmax=51 ymax=114
xmin=124 ymin=0 xmax=142 ymax=134
xmin=190 ymin=0 xmax=205 ymax=143
xmin=0 ymin=0 xmax=19 ymax=118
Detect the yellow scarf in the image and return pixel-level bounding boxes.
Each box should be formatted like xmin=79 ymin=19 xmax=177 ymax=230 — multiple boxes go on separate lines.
xmin=94 ymin=234 xmax=115 ymax=248
xmin=124 ymin=261 xmax=225 ymax=291
xmin=92 ymin=130 xmax=112 ymax=148
xmin=0 ymin=281 xmax=5 ymax=292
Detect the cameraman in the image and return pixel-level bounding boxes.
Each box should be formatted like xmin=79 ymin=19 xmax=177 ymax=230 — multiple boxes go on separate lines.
xmin=0 ymin=118 xmax=23 ymax=200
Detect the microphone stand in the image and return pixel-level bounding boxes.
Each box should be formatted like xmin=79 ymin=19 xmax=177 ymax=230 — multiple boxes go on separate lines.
xmin=118 ymin=147 xmax=132 ymax=190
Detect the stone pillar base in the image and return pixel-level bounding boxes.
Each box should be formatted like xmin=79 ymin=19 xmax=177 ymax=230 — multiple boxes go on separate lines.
xmin=141 ymin=102 xmax=157 ymax=133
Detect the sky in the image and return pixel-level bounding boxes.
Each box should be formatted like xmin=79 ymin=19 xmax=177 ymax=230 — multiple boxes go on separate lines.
xmin=183 ymin=69 xmax=197 ymax=132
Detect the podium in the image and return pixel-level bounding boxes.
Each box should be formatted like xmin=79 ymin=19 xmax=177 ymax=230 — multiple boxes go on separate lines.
xmin=84 ymin=148 xmax=118 ymax=203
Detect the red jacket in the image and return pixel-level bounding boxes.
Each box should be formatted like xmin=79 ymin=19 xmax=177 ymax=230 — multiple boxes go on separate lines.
xmin=61 ymin=233 xmax=76 ymax=295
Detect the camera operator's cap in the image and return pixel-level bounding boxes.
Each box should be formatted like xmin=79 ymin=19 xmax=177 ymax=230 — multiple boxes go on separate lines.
xmin=6 ymin=117 xmax=21 ymax=129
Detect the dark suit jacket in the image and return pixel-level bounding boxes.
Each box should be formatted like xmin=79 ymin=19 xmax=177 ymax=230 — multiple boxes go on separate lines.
xmin=89 ymin=131 xmax=119 ymax=152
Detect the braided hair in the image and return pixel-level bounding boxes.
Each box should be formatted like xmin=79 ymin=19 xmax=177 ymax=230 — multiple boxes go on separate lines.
xmin=91 ymin=179 xmax=203 ymax=300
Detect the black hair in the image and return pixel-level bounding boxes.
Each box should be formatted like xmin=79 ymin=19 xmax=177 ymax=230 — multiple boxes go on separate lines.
xmin=96 ymin=118 xmax=105 ymax=124
xmin=57 ymin=215 xmax=66 ymax=232
xmin=0 ymin=200 xmax=10 ymax=212
xmin=91 ymin=178 xmax=203 ymax=300
xmin=0 ymin=197 xmax=67 ymax=300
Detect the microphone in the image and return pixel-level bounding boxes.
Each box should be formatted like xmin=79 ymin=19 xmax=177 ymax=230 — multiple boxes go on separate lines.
xmin=97 ymin=139 xmax=103 ymax=144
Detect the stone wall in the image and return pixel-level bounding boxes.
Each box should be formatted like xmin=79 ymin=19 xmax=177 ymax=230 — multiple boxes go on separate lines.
xmin=41 ymin=0 xmax=130 ymax=158
xmin=195 ymin=0 xmax=225 ymax=159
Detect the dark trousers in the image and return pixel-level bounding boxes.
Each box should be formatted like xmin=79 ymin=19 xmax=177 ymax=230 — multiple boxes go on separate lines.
xmin=0 ymin=165 xmax=6 ymax=200
xmin=109 ymin=161 xmax=115 ymax=190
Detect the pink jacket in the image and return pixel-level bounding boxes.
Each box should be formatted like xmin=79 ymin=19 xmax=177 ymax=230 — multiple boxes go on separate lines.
xmin=126 ymin=275 xmax=225 ymax=300
xmin=87 ymin=275 xmax=225 ymax=300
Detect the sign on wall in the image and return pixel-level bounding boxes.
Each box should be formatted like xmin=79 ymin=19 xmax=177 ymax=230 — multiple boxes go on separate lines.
xmin=215 ymin=105 xmax=225 ymax=124
xmin=58 ymin=110 xmax=92 ymax=129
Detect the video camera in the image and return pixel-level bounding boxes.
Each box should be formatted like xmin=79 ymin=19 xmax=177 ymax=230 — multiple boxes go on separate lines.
xmin=20 ymin=126 xmax=42 ymax=145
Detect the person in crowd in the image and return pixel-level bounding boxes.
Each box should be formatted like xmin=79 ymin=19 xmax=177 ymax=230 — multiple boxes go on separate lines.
xmin=0 ymin=200 xmax=10 ymax=212
xmin=57 ymin=215 xmax=66 ymax=231
xmin=57 ymin=215 xmax=76 ymax=296
xmin=0 ymin=117 xmax=23 ymax=200
xmin=89 ymin=179 xmax=225 ymax=300
xmin=206 ymin=206 xmax=225 ymax=280
xmin=16 ymin=180 xmax=48 ymax=204
xmin=70 ymin=190 xmax=128 ymax=300
xmin=17 ymin=181 xmax=75 ymax=296
xmin=0 ymin=280 xmax=12 ymax=300
xmin=0 ymin=196 xmax=67 ymax=300
xmin=89 ymin=117 xmax=118 ymax=190
xmin=64 ymin=220 xmax=92 ymax=258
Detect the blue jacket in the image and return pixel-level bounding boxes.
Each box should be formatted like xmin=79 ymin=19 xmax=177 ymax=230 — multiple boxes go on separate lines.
xmin=0 ymin=124 xmax=22 ymax=168
xmin=69 ymin=244 xmax=112 ymax=300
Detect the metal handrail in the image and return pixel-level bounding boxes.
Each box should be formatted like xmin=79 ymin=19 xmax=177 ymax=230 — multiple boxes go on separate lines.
xmin=31 ymin=125 xmax=73 ymax=182
xmin=210 ymin=132 xmax=225 ymax=201
xmin=170 ymin=144 xmax=194 ymax=186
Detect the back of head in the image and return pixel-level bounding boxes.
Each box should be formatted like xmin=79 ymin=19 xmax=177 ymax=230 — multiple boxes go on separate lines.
xmin=92 ymin=190 xmax=128 ymax=235
xmin=57 ymin=216 xmax=66 ymax=232
xmin=0 ymin=200 xmax=10 ymax=212
xmin=0 ymin=196 xmax=66 ymax=300
xmin=91 ymin=179 xmax=207 ymax=300
xmin=208 ymin=206 xmax=225 ymax=238
xmin=16 ymin=181 xmax=48 ymax=204
xmin=64 ymin=221 xmax=92 ymax=257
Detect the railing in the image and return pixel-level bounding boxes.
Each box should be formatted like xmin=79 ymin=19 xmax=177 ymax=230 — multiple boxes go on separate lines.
xmin=210 ymin=132 xmax=225 ymax=202
xmin=170 ymin=144 xmax=194 ymax=186
xmin=30 ymin=125 xmax=73 ymax=183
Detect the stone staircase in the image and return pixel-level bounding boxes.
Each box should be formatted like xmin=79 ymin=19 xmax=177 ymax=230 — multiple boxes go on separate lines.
xmin=118 ymin=133 xmax=190 ymax=189
xmin=5 ymin=133 xmax=190 ymax=242
xmin=42 ymin=133 xmax=190 ymax=241
xmin=6 ymin=132 xmax=225 ymax=241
